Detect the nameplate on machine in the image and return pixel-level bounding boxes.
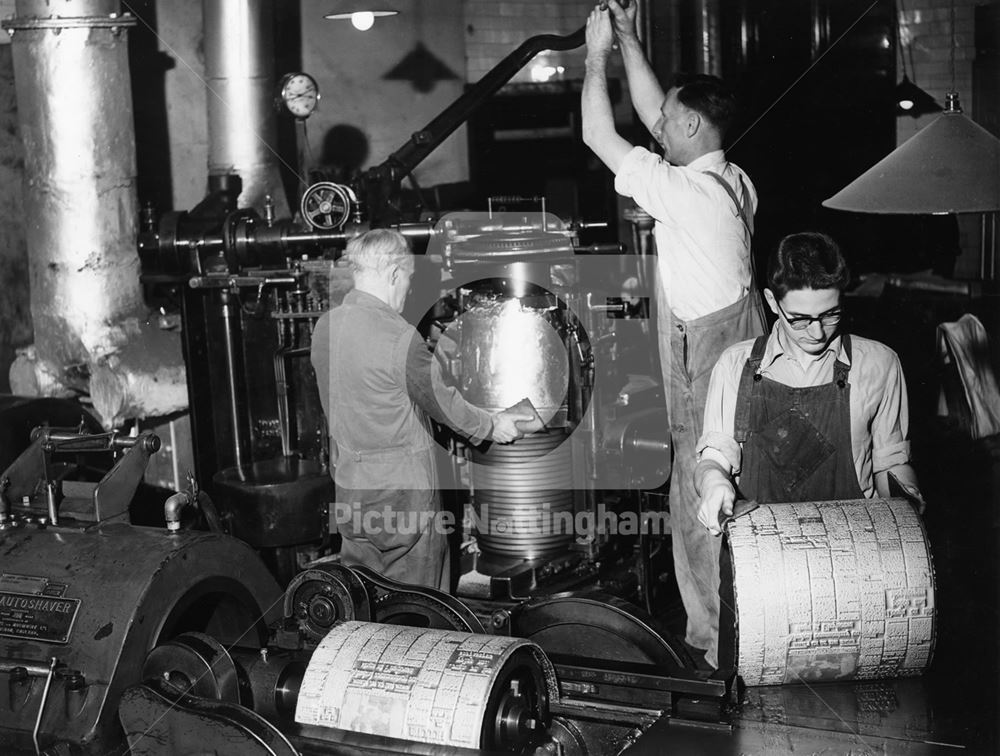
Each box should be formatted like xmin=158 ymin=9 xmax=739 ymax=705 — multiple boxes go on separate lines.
xmin=0 ymin=591 xmax=81 ymax=644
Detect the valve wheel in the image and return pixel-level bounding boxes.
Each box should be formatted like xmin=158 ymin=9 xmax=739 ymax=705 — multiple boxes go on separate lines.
xmin=300 ymin=181 xmax=353 ymax=230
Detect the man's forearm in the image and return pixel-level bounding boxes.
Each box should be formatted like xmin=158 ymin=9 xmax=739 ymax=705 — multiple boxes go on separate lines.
xmin=617 ymin=35 xmax=665 ymax=133
xmin=582 ymin=51 xmax=629 ymax=171
xmin=583 ymin=51 xmax=613 ymax=132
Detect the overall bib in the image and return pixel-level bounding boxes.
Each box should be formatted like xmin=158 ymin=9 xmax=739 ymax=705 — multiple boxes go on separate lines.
xmin=660 ymin=172 xmax=768 ymax=654
xmin=715 ymin=335 xmax=862 ymax=668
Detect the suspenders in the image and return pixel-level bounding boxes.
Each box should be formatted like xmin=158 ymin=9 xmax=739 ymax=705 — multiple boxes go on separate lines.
xmin=703 ymin=170 xmax=755 ymax=236
xmin=703 ymin=169 xmax=764 ymax=322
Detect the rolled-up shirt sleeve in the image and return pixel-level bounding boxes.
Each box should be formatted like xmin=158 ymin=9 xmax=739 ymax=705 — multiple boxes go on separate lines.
xmin=400 ymin=329 xmax=493 ymax=444
xmin=870 ymin=350 xmax=911 ymax=473
xmin=695 ymin=347 xmax=746 ymax=475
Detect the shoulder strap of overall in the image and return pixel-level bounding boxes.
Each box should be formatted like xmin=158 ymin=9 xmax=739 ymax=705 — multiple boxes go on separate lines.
xmin=704 ymin=170 xmax=755 ymax=237
xmin=834 ymin=334 xmax=852 ymax=386
xmin=734 ymin=336 xmax=769 ymax=443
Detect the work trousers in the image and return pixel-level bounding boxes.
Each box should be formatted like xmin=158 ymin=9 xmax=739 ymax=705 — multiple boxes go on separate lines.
xmin=657 ymin=291 xmax=766 ymax=662
xmin=335 ymin=484 xmax=450 ymax=593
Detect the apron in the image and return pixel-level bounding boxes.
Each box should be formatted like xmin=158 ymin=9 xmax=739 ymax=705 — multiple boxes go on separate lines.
xmin=716 ymin=335 xmax=862 ymax=670
xmin=658 ymin=170 xmax=768 ymax=655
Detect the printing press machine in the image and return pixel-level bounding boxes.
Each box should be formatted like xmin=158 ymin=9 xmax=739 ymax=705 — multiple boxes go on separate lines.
xmin=1 ymin=422 xmax=989 ymax=755
xmin=0 ymin=4 xmax=995 ymax=754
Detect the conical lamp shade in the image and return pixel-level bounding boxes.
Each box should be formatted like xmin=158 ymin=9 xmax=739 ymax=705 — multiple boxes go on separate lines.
xmin=823 ymin=107 xmax=1000 ymax=214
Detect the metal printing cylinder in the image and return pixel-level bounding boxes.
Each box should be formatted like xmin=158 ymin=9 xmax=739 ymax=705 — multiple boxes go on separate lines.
xmin=4 ymin=0 xmax=142 ymax=367
xmin=471 ymin=428 xmax=574 ymax=566
xmin=455 ymin=296 xmax=570 ymax=426
xmin=203 ymin=0 xmax=289 ymax=216
xmin=295 ymin=620 xmax=556 ymax=751
xmin=723 ymin=499 xmax=936 ymax=686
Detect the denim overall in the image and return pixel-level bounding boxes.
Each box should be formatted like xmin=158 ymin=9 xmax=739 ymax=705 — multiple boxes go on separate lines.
xmin=735 ymin=334 xmax=862 ymax=503
xmin=659 ymin=172 xmax=768 ymax=656
xmin=714 ymin=335 xmax=863 ymax=669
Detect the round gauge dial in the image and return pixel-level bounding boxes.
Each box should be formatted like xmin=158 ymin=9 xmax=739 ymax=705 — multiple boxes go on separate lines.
xmin=278 ymin=72 xmax=319 ymax=119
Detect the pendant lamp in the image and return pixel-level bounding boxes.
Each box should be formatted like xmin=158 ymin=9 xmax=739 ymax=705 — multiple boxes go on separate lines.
xmin=325 ymin=8 xmax=399 ymax=31
xmin=895 ymin=75 xmax=942 ymax=118
xmin=823 ymin=92 xmax=1000 ymax=214
xmin=893 ymin=0 xmax=941 ymax=118
xmin=824 ymin=0 xmax=1000 ymax=215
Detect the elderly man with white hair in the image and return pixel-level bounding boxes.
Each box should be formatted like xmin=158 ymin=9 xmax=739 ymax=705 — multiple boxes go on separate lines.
xmin=311 ymin=229 xmax=531 ymax=591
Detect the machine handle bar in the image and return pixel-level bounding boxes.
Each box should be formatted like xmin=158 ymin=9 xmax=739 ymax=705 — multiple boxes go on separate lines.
xmin=30 ymin=428 xmax=161 ymax=454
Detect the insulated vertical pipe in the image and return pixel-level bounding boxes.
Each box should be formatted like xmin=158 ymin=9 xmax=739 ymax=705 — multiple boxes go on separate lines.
xmin=203 ymin=0 xmax=289 ymax=216
xmin=692 ymin=0 xmax=722 ymax=76
xmin=3 ymin=0 xmax=142 ymax=367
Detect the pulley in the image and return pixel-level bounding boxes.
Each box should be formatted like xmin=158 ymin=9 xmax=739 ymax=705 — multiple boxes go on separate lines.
xmin=299 ymin=182 xmax=355 ymax=231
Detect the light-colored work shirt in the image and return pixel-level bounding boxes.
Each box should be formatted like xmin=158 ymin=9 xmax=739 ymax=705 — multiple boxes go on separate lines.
xmin=697 ymin=326 xmax=911 ymax=497
xmin=614 ymin=147 xmax=757 ymax=321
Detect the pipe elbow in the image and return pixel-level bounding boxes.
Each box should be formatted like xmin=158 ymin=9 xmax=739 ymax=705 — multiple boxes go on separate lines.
xmin=163 ymin=491 xmax=192 ymax=532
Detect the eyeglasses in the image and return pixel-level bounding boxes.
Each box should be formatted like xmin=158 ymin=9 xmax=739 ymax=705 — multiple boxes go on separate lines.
xmin=775 ymin=300 xmax=842 ymax=331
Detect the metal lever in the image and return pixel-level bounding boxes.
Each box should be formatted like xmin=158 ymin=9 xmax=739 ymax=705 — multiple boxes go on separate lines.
xmin=32 ymin=657 xmax=57 ymax=756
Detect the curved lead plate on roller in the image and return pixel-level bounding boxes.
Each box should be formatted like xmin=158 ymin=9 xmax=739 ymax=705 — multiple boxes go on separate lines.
xmin=295 ymin=622 xmax=557 ymax=750
xmin=726 ymin=498 xmax=936 ymax=687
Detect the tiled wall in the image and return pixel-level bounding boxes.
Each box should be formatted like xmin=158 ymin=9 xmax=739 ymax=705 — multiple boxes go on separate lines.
xmin=896 ymin=0 xmax=992 ymax=142
xmin=463 ymin=0 xmax=594 ymax=84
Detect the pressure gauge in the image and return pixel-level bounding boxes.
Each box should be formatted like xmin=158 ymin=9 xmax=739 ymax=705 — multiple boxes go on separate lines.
xmin=277 ymin=72 xmax=319 ymax=119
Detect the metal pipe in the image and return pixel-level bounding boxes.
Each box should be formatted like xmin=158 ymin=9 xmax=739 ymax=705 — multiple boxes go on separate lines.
xmin=273 ymin=346 xmax=309 ymax=457
xmin=45 ymin=482 xmax=59 ymax=526
xmin=163 ymin=490 xmax=193 ymax=532
xmin=692 ymin=0 xmax=722 ymax=76
xmin=203 ymin=0 xmax=288 ymax=216
xmin=220 ymin=290 xmax=250 ymax=469
xmin=3 ymin=0 xmax=143 ymax=368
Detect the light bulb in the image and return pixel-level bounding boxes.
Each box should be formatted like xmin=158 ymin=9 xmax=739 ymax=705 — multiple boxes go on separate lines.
xmin=351 ymin=11 xmax=375 ymax=30
xmin=898 ymin=98 xmax=914 ymax=111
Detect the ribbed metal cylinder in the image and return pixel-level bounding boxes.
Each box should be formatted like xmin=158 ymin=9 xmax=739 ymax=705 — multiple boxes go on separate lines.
xmin=471 ymin=429 xmax=574 ymax=564
xmin=203 ymin=0 xmax=288 ymax=215
xmin=4 ymin=0 xmax=142 ymax=366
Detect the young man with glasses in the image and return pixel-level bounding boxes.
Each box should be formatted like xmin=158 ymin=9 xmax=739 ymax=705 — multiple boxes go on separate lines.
xmin=692 ymin=231 xmax=923 ymax=669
